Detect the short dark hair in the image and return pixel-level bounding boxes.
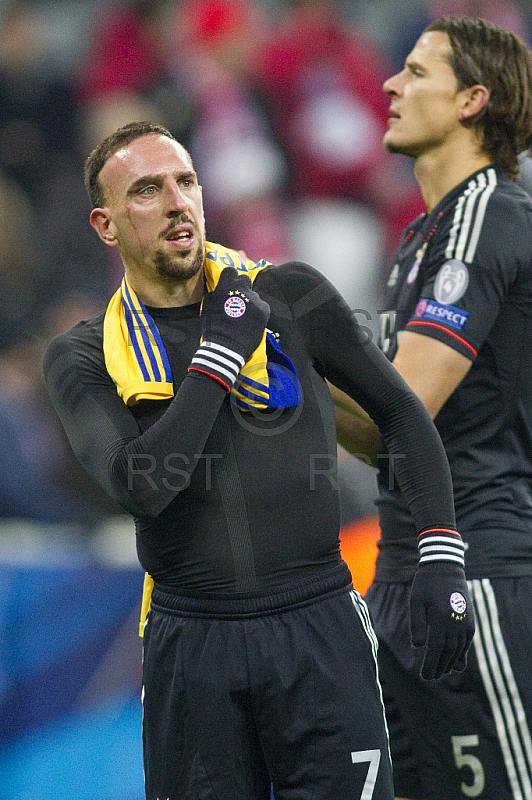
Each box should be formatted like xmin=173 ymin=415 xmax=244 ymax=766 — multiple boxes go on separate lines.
xmin=84 ymin=121 xmax=190 ymax=207
xmin=425 ymin=16 xmax=532 ymax=180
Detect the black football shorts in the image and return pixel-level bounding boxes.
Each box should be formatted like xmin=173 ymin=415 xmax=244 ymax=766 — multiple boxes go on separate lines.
xmin=142 ymin=563 xmax=394 ymax=800
xmin=366 ymin=576 xmax=532 ymax=800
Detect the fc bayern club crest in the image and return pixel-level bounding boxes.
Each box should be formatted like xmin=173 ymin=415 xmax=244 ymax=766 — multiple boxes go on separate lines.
xmin=224 ymin=296 xmax=247 ymax=318
xmin=450 ymin=591 xmax=467 ymax=617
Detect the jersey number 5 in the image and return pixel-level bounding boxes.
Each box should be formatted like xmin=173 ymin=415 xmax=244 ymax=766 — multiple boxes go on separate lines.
xmin=451 ymin=735 xmax=486 ymax=797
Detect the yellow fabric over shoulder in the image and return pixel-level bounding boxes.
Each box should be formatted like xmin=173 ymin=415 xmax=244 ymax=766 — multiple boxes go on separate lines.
xmin=103 ymin=276 xmax=174 ymax=406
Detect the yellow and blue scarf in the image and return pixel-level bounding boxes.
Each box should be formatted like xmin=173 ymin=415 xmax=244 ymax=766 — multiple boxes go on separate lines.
xmin=103 ymin=241 xmax=301 ymax=411
xmin=102 ymin=242 xmax=301 ymax=635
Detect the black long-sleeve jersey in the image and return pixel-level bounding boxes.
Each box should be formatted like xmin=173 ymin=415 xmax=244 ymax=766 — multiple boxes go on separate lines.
xmin=375 ymin=166 xmax=532 ymax=581
xmin=44 ymin=262 xmax=455 ymax=592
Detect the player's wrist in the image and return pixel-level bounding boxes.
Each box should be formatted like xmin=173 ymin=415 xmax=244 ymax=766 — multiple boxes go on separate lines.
xmin=189 ymin=340 xmax=245 ymax=391
xmin=417 ymin=527 xmax=465 ymax=568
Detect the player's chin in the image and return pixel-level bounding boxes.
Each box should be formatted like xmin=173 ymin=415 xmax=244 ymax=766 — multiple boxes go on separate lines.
xmin=155 ymin=244 xmax=204 ymax=280
xmin=383 ymin=132 xmax=420 ymax=158
xmin=383 ymin=135 xmax=404 ymax=155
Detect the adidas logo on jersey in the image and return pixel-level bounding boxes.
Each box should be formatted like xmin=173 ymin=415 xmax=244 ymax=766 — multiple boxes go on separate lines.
xmin=387 ymin=263 xmax=399 ymax=286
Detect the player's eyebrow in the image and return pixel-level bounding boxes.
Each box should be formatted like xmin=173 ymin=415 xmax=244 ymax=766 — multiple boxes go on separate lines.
xmin=127 ymin=174 xmax=163 ymax=196
xmin=405 ymin=58 xmax=425 ymax=73
xmin=127 ymin=170 xmax=197 ymax=196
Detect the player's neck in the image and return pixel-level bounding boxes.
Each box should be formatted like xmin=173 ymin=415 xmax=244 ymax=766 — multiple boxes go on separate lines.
xmin=414 ymin=146 xmax=493 ymax=212
xmin=125 ymin=267 xmax=205 ymax=308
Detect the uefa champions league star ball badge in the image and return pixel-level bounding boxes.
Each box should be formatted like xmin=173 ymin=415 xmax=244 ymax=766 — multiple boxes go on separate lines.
xmin=450 ymin=591 xmax=467 ymax=621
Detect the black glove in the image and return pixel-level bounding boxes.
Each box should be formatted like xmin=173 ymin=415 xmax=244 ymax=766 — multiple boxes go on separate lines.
xmin=409 ymin=527 xmax=475 ymax=680
xmin=189 ymin=268 xmax=270 ymax=391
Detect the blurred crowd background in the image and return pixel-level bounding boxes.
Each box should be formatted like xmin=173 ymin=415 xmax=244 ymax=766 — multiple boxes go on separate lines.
xmin=3 ymin=0 xmax=532 ymax=541
xmin=0 ymin=0 xmax=531 ymax=796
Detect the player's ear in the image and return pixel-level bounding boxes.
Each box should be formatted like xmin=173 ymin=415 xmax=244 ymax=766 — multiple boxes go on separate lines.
xmin=90 ymin=208 xmax=119 ymax=247
xmin=459 ymin=85 xmax=489 ymax=121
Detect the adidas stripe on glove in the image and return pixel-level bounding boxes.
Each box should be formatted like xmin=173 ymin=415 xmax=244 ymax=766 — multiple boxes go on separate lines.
xmin=409 ymin=527 xmax=475 ymax=680
xmin=189 ymin=268 xmax=270 ymax=391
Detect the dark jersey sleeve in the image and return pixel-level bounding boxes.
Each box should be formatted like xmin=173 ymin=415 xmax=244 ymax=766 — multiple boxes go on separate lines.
xmin=43 ymin=322 xmax=228 ymax=519
xmin=406 ymin=170 xmax=532 ymax=360
xmin=265 ymin=262 xmax=457 ymax=534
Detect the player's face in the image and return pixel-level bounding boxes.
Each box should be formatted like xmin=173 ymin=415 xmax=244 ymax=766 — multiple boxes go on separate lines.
xmin=383 ymin=31 xmax=465 ymax=158
xmin=95 ymin=134 xmax=205 ymax=285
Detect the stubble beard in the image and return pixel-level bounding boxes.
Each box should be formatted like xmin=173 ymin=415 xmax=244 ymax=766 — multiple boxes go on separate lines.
xmin=154 ymin=236 xmax=205 ymax=283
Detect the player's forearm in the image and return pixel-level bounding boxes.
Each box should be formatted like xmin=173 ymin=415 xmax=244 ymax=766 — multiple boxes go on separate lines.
xmin=335 ymin=405 xmax=381 ymax=467
xmin=106 ymin=373 xmax=227 ymax=518
xmin=328 ymin=382 xmax=382 ymax=466
xmin=44 ymin=343 xmax=227 ymax=519
xmin=328 ymin=362 xmax=456 ymax=533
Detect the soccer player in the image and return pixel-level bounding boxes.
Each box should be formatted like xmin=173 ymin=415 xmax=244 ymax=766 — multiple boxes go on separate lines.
xmin=43 ymin=121 xmax=473 ymax=800
xmin=332 ymin=16 xmax=532 ymax=800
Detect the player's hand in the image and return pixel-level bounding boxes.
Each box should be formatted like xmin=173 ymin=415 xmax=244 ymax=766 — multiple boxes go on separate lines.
xmin=189 ymin=268 xmax=270 ymax=390
xmin=409 ymin=528 xmax=475 ymax=680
